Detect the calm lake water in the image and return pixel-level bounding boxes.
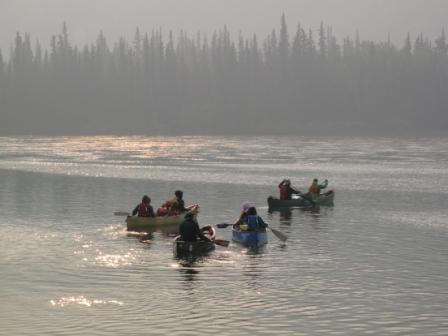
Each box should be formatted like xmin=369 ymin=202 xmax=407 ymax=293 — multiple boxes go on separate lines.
xmin=1 ymin=135 xmax=447 ymax=336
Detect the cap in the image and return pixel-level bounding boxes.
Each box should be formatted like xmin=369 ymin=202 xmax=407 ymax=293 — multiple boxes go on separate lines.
xmin=241 ymin=202 xmax=254 ymax=212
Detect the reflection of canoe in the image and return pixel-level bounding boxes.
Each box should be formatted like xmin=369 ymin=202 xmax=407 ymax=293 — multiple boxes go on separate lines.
xmin=268 ymin=190 xmax=335 ymax=208
xmin=126 ymin=205 xmax=199 ymax=231
xmin=173 ymin=226 xmax=216 ymax=257
xmin=232 ymin=226 xmax=268 ymax=248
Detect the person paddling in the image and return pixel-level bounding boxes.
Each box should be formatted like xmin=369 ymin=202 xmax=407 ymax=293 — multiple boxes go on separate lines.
xmin=132 ymin=195 xmax=156 ymax=217
xmin=278 ymin=179 xmax=301 ymax=200
xmin=308 ymin=178 xmax=328 ymax=202
xmin=240 ymin=206 xmax=268 ymax=232
xmin=170 ymin=190 xmax=189 ymax=214
xmin=234 ymin=202 xmax=252 ymax=226
xmin=179 ymin=212 xmax=212 ymax=242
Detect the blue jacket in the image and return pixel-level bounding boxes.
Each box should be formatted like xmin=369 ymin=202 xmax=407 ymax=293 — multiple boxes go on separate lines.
xmin=245 ymin=215 xmax=268 ymax=230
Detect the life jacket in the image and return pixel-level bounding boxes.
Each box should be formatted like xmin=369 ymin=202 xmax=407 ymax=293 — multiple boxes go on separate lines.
xmin=137 ymin=203 xmax=149 ymax=217
xmin=279 ymin=185 xmax=290 ymax=200
xmin=245 ymin=215 xmax=259 ymax=230
xmin=309 ymin=183 xmax=319 ymax=194
xmin=157 ymin=207 xmax=168 ymax=216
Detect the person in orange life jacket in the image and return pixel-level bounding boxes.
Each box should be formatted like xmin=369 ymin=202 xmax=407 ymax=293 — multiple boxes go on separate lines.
xmin=278 ymin=179 xmax=301 ymax=200
xmin=308 ymin=178 xmax=328 ymax=201
xmin=132 ymin=195 xmax=155 ymax=217
xmin=179 ymin=212 xmax=212 ymax=242
xmin=244 ymin=207 xmax=268 ymax=231
xmin=167 ymin=190 xmax=188 ymax=215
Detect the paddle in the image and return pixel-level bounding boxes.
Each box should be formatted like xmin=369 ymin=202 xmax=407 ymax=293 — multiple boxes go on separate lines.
xmin=267 ymin=227 xmax=287 ymax=242
xmin=216 ymin=223 xmax=287 ymax=242
xmin=114 ymin=211 xmax=131 ymax=216
xmin=214 ymin=239 xmax=230 ymax=247
xmin=217 ymin=223 xmax=233 ymax=228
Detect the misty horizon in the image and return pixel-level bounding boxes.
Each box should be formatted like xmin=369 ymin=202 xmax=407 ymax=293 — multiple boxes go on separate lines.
xmin=1 ymin=15 xmax=447 ymax=136
xmin=2 ymin=0 xmax=447 ymax=52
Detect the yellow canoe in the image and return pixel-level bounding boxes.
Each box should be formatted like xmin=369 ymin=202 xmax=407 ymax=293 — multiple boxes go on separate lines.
xmin=126 ymin=205 xmax=199 ymax=231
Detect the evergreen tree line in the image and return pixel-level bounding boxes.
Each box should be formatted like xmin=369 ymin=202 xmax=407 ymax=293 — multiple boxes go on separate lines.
xmin=1 ymin=15 xmax=447 ymax=135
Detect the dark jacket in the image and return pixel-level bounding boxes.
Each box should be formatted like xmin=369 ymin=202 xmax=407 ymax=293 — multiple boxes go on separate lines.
xmin=179 ymin=219 xmax=208 ymax=242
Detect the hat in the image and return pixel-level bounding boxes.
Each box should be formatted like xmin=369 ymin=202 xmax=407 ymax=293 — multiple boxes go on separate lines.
xmin=241 ymin=202 xmax=253 ymax=212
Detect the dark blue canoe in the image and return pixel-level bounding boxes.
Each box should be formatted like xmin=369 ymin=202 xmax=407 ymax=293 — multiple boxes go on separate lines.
xmin=173 ymin=226 xmax=216 ymax=257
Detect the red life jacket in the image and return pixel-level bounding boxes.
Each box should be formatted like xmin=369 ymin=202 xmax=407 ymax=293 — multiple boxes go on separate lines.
xmin=157 ymin=207 xmax=168 ymax=216
xmin=279 ymin=185 xmax=290 ymax=200
xmin=138 ymin=203 xmax=149 ymax=217
xmin=309 ymin=184 xmax=319 ymax=194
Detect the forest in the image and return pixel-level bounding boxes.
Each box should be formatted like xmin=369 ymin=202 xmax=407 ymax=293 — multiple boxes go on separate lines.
xmin=1 ymin=15 xmax=447 ymax=135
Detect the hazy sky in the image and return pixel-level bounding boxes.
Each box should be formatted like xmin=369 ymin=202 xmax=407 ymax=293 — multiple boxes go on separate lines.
xmin=1 ymin=0 xmax=447 ymax=53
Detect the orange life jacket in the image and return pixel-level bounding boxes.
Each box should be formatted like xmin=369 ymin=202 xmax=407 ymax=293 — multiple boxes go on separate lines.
xmin=309 ymin=184 xmax=319 ymax=194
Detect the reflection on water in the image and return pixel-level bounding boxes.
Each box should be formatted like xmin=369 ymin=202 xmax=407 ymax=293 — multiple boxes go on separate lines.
xmin=1 ymin=136 xmax=448 ymax=335
xmin=50 ymin=296 xmax=124 ymax=308
xmin=178 ymin=267 xmax=200 ymax=283
xmin=176 ymin=262 xmax=201 ymax=283
xmin=268 ymin=207 xmax=293 ymax=223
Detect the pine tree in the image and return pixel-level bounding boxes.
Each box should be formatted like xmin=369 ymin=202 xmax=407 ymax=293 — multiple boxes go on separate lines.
xmin=278 ymin=13 xmax=290 ymax=65
xmin=318 ymin=22 xmax=326 ymax=60
xmin=402 ymin=33 xmax=412 ymax=55
xmin=435 ymin=29 xmax=447 ymax=54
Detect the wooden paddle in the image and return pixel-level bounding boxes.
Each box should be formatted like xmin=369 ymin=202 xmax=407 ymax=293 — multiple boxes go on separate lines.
xmin=114 ymin=211 xmax=131 ymax=216
xmin=216 ymin=223 xmax=287 ymax=242
xmin=267 ymin=227 xmax=287 ymax=242
xmin=214 ymin=239 xmax=230 ymax=247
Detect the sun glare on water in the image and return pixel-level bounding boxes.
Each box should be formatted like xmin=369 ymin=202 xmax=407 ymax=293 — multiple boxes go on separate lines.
xmin=50 ymin=296 xmax=124 ymax=307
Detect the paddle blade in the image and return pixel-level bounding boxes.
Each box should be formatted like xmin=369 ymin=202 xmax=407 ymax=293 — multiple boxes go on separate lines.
xmin=214 ymin=239 xmax=230 ymax=247
xmin=114 ymin=211 xmax=131 ymax=216
xmin=216 ymin=223 xmax=232 ymax=228
xmin=269 ymin=227 xmax=287 ymax=242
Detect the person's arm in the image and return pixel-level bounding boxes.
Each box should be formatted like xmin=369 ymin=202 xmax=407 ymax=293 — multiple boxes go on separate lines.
xmin=194 ymin=221 xmax=212 ymax=242
xmin=319 ymin=179 xmax=328 ymax=190
xmin=290 ymin=186 xmax=302 ymax=195
xmin=148 ymin=206 xmax=156 ymax=218
xmin=258 ymin=216 xmax=268 ymax=228
xmin=234 ymin=211 xmax=247 ymax=226
xmin=132 ymin=204 xmax=139 ymax=216
xmin=179 ymin=199 xmax=188 ymax=212
xmin=278 ymin=180 xmax=286 ymax=188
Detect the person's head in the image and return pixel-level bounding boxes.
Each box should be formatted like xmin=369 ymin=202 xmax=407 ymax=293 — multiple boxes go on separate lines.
xmin=285 ymin=179 xmax=291 ymax=185
xmin=313 ymin=178 xmax=318 ymax=184
xmin=184 ymin=212 xmax=194 ymax=220
xmin=241 ymin=202 xmax=252 ymax=213
xmin=175 ymin=190 xmax=183 ymax=199
xmin=142 ymin=195 xmax=150 ymax=204
xmin=247 ymin=207 xmax=257 ymax=216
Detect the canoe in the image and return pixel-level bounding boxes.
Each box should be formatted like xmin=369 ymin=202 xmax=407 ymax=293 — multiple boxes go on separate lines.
xmin=267 ymin=190 xmax=335 ymax=208
xmin=173 ymin=226 xmax=216 ymax=257
xmin=126 ymin=205 xmax=199 ymax=231
xmin=232 ymin=226 xmax=268 ymax=248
